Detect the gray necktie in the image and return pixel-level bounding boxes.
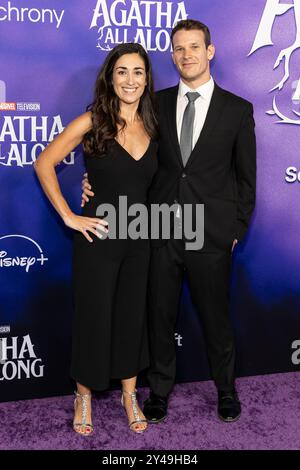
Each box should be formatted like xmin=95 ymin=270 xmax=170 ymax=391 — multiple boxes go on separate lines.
xmin=179 ymin=92 xmax=200 ymax=166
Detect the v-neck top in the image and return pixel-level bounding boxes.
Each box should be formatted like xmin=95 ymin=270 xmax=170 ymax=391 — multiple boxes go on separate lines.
xmin=114 ymin=138 xmax=152 ymax=162
xmin=83 ymin=139 xmax=158 ymax=218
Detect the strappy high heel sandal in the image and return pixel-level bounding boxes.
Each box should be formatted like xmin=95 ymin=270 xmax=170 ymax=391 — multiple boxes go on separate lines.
xmin=121 ymin=389 xmax=148 ymax=434
xmin=73 ymin=391 xmax=94 ymax=436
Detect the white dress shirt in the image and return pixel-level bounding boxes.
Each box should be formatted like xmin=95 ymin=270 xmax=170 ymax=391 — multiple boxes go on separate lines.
xmin=176 ymin=76 xmax=215 ymax=150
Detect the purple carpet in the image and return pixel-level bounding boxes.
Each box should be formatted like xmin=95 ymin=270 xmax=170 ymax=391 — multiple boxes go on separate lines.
xmin=1 ymin=372 xmax=299 ymax=450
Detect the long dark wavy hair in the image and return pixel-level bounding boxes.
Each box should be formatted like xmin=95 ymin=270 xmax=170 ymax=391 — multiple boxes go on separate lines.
xmin=83 ymin=43 xmax=158 ymax=156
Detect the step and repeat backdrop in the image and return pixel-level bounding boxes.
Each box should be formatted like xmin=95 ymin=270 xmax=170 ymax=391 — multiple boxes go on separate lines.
xmin=1 ymin=0 xmax=300 ymax=401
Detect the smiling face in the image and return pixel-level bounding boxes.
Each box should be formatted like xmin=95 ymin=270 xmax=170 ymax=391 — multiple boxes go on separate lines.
xmin=112 ymin=53 xmax=147 ymax=105
xmin=172 ymin=29 xmax=215 ymax=88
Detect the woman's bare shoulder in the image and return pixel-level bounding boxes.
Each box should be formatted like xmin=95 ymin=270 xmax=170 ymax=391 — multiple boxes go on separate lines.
xmin=68 ymin=111 xmax=92 ymax=135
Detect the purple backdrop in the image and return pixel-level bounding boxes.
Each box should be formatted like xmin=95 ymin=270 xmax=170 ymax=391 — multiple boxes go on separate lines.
xmin=0 ymin=0 xmax=300 ymax=401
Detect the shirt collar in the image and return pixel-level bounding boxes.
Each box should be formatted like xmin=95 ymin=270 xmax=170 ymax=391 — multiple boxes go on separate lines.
xmin=178 ymin=76 xmax=215 ymax=101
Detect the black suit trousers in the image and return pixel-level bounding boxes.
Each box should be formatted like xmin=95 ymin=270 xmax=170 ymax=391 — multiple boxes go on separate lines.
xmin=147 ymin=239 xmax=236 ymax=396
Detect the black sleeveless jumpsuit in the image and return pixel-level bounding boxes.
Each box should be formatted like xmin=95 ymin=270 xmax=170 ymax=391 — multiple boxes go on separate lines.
xmin=71 ymin=139 xmax=157 ymax=390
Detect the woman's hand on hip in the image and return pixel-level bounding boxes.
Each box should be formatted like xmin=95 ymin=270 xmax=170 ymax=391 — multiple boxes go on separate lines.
xmin=63 ymin=213 xmax=108 ymax=243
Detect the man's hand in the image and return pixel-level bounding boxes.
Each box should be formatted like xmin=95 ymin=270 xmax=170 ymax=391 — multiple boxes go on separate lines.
xmin=81 ymin=172 xmax=95 ymax=207
xmin=231 ymin=239 xmax=238 ymax=252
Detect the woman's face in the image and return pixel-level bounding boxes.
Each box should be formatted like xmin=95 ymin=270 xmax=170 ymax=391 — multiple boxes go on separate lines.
xmin=112 ymin=53 xmax=147 ymax=105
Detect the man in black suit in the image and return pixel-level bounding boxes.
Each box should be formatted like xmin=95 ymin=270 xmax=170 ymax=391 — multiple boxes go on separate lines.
xmin=82 ymin=19 xmax=256 ymax=423
xmin=143 ymin=19 xmax=256 ymax=424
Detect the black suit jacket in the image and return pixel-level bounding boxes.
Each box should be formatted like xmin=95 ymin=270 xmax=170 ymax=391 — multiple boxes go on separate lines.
xmin=149 ymin=83 xmax=256 ymax=252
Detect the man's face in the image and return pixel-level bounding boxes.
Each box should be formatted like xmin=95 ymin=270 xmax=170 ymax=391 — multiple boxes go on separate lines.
xmin=172 ymin=29 xmax=215 ymax=84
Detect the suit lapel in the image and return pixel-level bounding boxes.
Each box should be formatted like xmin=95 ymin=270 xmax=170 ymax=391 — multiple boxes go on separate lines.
xmin=185 ymin=83 xmax=228 ymax=168
xmin=165 ymin=85 xmax=183 ymax=168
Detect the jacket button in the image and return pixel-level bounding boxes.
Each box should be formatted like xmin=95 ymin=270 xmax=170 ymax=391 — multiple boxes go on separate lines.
xmin=181 ymin=172 xmax=187 ymax=178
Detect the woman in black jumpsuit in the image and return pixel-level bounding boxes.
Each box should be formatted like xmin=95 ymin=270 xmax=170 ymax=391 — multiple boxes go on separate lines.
xmin=34 ymin=43 xmax=158 ymax=435
xmin=72 ymin=137 xmax=157 ymax=390
xmin=72 ymin=138 xmax=157 ymax=430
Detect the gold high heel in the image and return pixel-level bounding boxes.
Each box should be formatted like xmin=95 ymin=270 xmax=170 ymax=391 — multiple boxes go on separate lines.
xmin=73 ymin=391 xmax=94 ymax=436
xmin=121 ymin=389 xmax=148 ymax=434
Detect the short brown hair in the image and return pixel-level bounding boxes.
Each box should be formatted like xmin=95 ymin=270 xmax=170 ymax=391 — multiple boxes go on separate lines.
xmin=171 ymin=19 xmax=211 ymax=49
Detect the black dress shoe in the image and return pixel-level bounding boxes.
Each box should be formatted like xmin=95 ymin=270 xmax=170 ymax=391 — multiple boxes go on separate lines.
xmin=218 ymin=389 xmax=241 ymax=422
xmin=143 ymin=392 xmax=168 ymax=423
